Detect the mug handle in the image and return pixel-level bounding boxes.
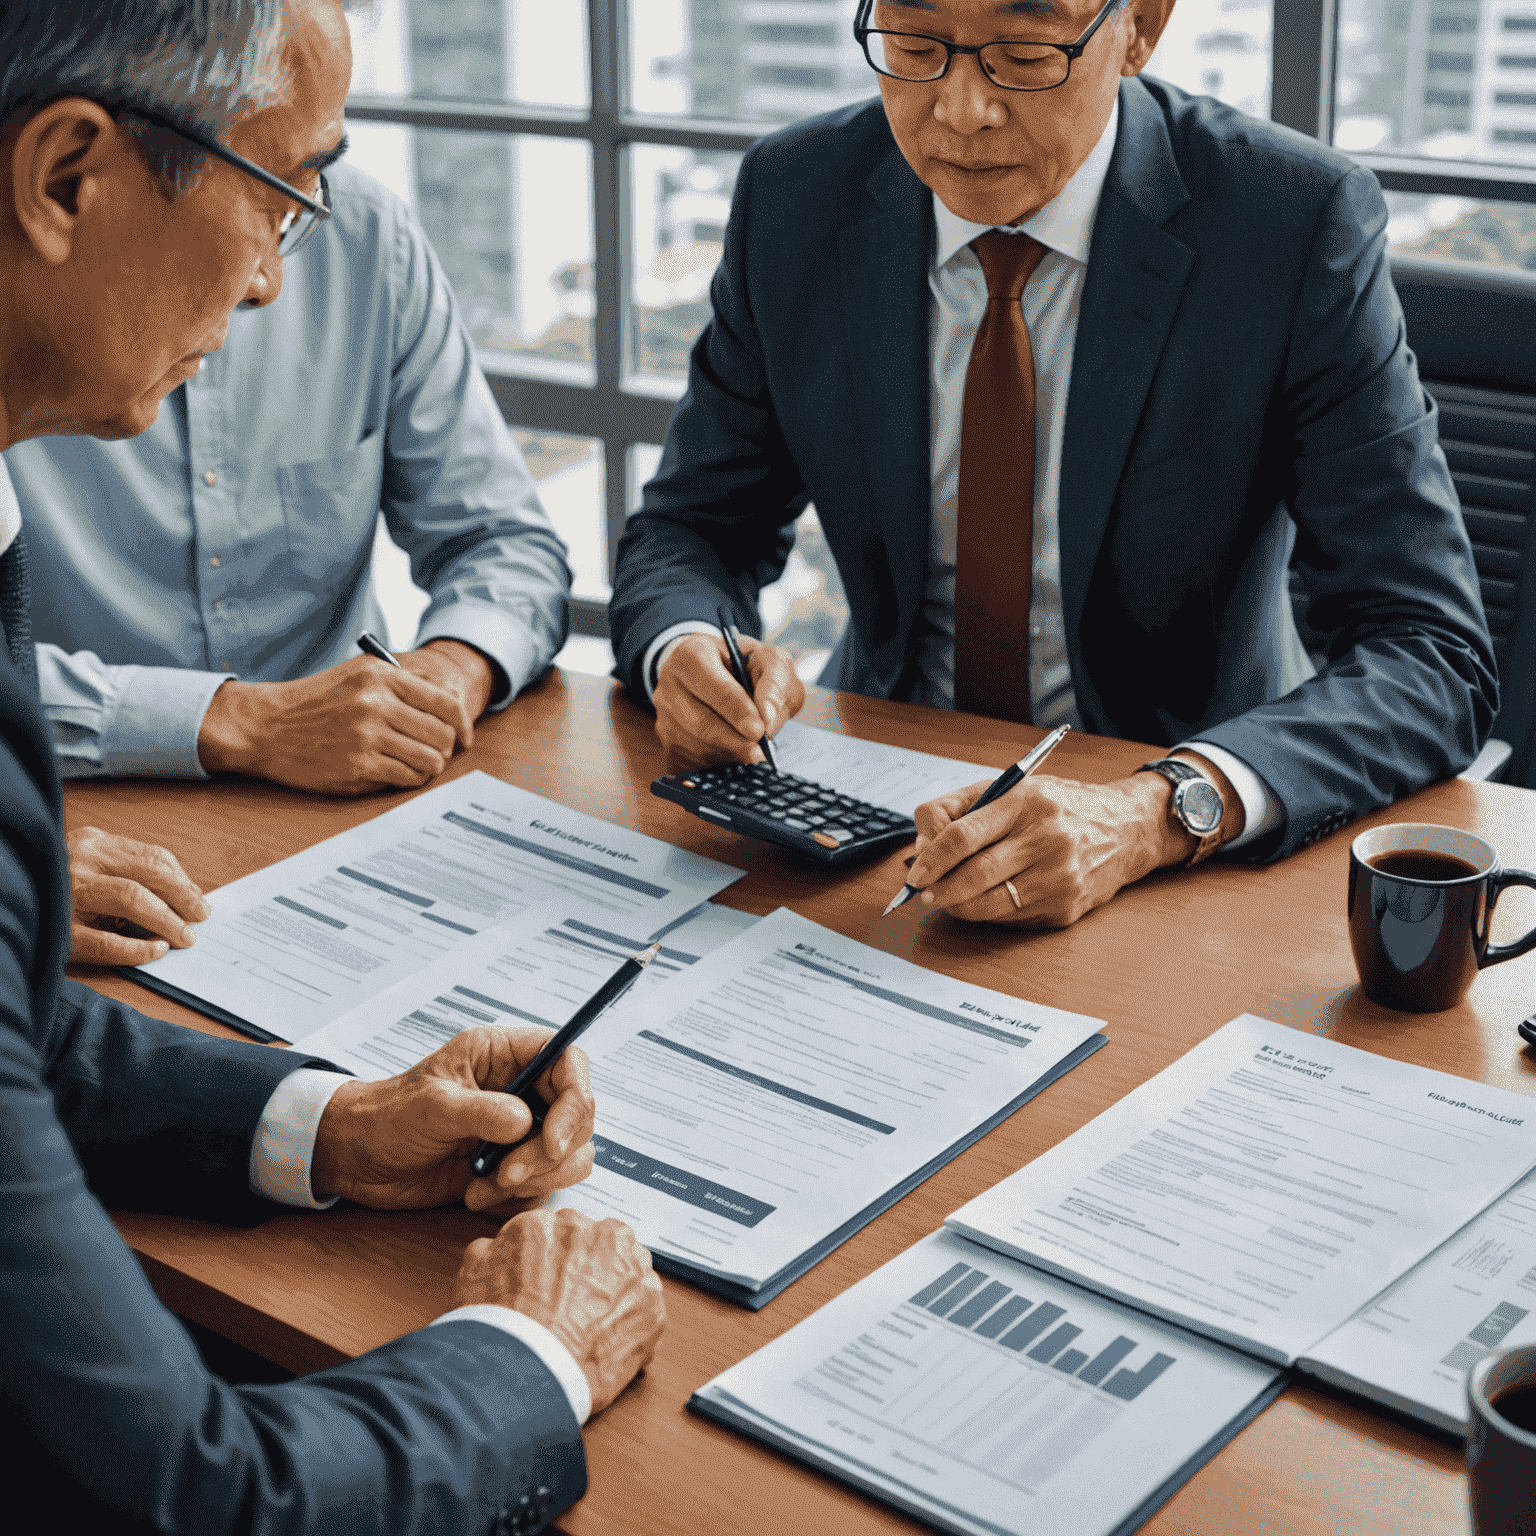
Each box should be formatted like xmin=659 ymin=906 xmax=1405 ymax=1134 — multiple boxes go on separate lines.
xmin=1483 ymin=869 xmax=1536 ymax=968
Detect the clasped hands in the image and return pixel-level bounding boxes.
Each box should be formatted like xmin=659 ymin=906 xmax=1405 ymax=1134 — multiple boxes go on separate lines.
xmin=654 ymin=634 xmax=1237 ymax=927
xmin=314 ymin=1026 xmax=663 ymax=1416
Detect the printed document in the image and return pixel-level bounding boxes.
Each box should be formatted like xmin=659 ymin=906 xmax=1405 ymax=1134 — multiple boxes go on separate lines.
xmin=1302 ymin=1169 xmax=1536 ymax=1431
xmin=549 ymin=908 xmax=1104 ymax=1292
xmin=947 ymin=1014 xmax=1536 ymax=1364
xmin=297 ymin=902 xmax=759 ymax=1077
xmin=136 ymin=771 xmax=744 ymax=1043
xmin=773 ymin=721 xmax=993 ymax=819
xmin=692 ymin=1228 xmax=1282 ymax=1536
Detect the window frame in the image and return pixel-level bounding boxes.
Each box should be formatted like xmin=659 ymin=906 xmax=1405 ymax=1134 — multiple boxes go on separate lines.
xmin=346 ymin=0 xmax=1536 ymax=637
xmin=1271 ymin=0 xmax=1536 ymax=203
xmin=347 ymin=0 xmax=771 ymax=639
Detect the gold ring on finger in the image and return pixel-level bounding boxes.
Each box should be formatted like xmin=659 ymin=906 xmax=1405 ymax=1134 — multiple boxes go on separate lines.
xmin=1004 ymin=879 xmax=1022 ymax=911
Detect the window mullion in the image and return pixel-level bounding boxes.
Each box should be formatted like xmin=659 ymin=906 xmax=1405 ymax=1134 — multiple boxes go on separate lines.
xmin=588 ymin=0 xmax=627 ymax=629
xmin=1270 ymin=0 xmax=1337 ymax=140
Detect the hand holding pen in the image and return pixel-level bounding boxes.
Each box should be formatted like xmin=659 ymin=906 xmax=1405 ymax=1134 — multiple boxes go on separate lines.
xmin=883 ymin=726 xmax=1070 ymax=917
xmin=716 ymin=608 xmax=779 ymax=771
xmin=648 ymin=624 xmax=806 ymax=769
xmin=469 ymin=940 xmax=662 ymax=1182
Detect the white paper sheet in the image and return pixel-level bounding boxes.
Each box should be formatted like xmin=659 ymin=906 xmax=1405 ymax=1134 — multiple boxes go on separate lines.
xmin=550 ymin=908 xmax=1104 ymax=1291
xmin=772 ymin=720 xmax=994 ymax=819
xmin=137 ymin=771 xmax=744 ymax=1043
xmin=295 ymin=903 xmax=760 ymax=1077
xmin=694 ymin=1229 xmax=1281 ymax=1536
xmin=947 ymin=1014 xmax=1536 ymax=1365
xmin=1303 ymin=1168 xmax=1536 ymax=1432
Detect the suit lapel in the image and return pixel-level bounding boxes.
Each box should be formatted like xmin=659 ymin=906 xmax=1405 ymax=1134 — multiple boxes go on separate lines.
xmin=1060 ymin=78 xmax=1195 ymax=661
xmin=839 ymin=139 xmax=933 ymax=654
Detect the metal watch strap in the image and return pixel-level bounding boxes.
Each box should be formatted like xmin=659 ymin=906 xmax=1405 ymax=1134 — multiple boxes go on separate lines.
xmin=1136 ymin=758 xmax=1224 ymax=867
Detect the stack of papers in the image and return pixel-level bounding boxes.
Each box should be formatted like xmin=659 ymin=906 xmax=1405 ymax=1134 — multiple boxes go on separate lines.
xmin=129 ymin=770 xmax=744 ymax=1043
xmin=694 ymin=1016 xmax=1536 ymax=1532
xmin=302 ymin=906 xmax=1107 ymax=1307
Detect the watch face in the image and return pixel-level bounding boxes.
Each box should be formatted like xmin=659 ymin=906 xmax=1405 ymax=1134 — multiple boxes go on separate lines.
xmin=1178 ymin=779 xmax=1224 ymax=836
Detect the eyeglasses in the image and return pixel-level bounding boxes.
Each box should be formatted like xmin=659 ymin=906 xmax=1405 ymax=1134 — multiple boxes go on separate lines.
xmin=854 ymin=0 xmax=1120 ymax=93
xmin=120 ymin=108 xmax=331 ymax=256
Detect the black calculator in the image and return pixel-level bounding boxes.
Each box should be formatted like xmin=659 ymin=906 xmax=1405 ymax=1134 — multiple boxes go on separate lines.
xmin=651 ymin=762 xmax=916 ymax=864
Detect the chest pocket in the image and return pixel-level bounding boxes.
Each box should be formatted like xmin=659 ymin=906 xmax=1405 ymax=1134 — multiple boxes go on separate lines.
xmin=276 ymin=432 xmax=386 ymax=585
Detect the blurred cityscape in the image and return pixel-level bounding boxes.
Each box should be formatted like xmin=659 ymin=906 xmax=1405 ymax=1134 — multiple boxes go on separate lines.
xmin=352 ymin=2 xmax=1536 ymax=675
xmin=1338 ymin=0 xmax=1536 ymax=263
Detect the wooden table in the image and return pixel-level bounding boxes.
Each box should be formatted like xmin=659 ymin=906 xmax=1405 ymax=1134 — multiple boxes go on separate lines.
xmin=66 ymin=669 xmax=1536 ymax=1536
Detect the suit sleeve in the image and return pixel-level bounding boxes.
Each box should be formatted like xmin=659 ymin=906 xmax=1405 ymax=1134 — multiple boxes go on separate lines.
xmin=1197 ymin=165 xmax=1498 ymax=859
xmin=608 ymin=142 xmax=809 ymax=703
xmin=43 ymin=978 xmax=344 ymax=1222
xmin=0 ymin=833 xmax=585 ymax=1534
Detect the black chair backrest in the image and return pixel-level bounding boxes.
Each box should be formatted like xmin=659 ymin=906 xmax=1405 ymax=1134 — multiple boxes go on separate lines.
xmin=1288 ymin=253 xmax=1536 ymax=787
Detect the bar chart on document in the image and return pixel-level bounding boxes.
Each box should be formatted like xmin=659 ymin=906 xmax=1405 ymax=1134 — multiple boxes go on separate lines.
xmin=694 ymin=1230 xmax=1281 ymax=1536
xmin=828 ymin=1255 xmax=1178 ymax=1492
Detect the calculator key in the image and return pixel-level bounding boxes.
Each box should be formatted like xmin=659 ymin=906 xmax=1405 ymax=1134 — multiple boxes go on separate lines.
xmin=783 ymin=818 xmax=809 ymax=829
xmin=821 ymin=826 xmax=854 ymax=843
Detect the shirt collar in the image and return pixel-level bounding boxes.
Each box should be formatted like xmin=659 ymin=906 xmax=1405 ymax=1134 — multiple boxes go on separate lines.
xmin=932 ymin=96 xmax=1120 ymax=271
xmin=0 ymin=459 xmax=18 ymax=559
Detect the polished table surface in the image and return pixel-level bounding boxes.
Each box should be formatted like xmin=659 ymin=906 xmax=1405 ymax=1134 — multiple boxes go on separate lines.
xmin=65 ymin=668 xmax=1536 ymax=1536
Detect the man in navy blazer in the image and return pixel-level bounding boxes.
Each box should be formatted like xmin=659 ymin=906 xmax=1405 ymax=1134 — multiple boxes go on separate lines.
xmin=0 ymin=3 xmax=662 ymax=1532
xmin=609 ymin=0 xmax=1496 ymax=928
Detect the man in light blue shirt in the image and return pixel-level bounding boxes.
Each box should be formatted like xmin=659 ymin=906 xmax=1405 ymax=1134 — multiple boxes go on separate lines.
xmin=8 ymin=154 xmax=569 ymax=795
xmin=9 ymin=156 xmax=571 ymax=964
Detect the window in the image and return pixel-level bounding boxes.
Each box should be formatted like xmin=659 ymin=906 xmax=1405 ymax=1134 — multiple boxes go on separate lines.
xmin=1329 ymin=1 xmax=1536 ymax=272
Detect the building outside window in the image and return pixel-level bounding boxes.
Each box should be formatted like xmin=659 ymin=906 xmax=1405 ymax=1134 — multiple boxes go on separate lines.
xmin=1334 ymin=0 xmax=1536 ymax=264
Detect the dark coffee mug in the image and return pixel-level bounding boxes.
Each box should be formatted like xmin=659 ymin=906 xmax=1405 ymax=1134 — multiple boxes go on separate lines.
xmin=1468 ymin=1346 xmax=1536 ymax=1534
xmin=1348 ymin=824 xmax=1536 ymax=1013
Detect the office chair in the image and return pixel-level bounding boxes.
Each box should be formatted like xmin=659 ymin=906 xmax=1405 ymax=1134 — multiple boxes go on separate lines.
xmin=1288 ymin=252 xmax=1536 ymax=789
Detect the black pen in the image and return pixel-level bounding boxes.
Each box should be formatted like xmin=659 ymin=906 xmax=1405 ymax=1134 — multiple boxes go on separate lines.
xmin=717 ymin=606 xmax=779 ymax=772
xmin=881 ymin=725 xmax=1071 ymax=917
xmin=357 ymin=630 xmax=403 ymax=668
xmin=469 ymin=939 xmax=662 ymax=1181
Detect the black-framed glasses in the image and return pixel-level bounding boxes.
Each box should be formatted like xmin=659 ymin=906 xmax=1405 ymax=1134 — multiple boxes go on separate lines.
xmin=854 ymin=0 xmax=1120 ymax=92
xmin=120 ymin=108 xmax=331 ymax=256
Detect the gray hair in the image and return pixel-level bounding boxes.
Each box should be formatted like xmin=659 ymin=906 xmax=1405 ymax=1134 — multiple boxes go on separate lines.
xmin=0 ymin=1 xmax=294 ymax=196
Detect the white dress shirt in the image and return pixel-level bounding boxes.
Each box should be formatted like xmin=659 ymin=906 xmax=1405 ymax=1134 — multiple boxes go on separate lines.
xmin=248 ymin=1066 xmax=590 ymax=1425
xmin=644 ymin=101 xmax=1280 ymax=849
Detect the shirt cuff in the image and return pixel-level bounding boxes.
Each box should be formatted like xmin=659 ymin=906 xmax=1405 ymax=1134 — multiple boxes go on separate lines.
xmin=430 ymin=1305 xmax=592 ymax=1426
xmin=642 ymin=621 xmax=723 ymax=702
xmin=248 ymin=1068 xmax=352 ymax=1209
xmin=47 ymin=662 xmax=233 ymax=779
xmin=1178 ymin=741 xmax=1285 ymax=852
xmin=414 ymin=606 xmax=541 ymax=712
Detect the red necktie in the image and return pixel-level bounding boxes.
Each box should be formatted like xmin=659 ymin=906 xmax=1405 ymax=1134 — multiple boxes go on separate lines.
xmin=953 ymin=231 xmax=1048 ymax=724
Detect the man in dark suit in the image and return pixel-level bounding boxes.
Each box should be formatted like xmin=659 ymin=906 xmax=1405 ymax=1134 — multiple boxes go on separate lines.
xmin=0 ymin=2 xmax=662 ymax=1531
xmin=609 ymin=0 xmax=1497 ymax=928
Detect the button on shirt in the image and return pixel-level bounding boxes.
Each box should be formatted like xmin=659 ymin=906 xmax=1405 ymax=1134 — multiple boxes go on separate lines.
xmin=6 ymin=159 xmax=571 ymax=779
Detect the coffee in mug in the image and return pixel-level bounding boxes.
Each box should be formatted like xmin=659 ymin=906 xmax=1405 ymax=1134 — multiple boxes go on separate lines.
xmin=1348 ymin=824 xmax=1536 ymax=1013
xmin=1468 ymin=1346 xmax=1536 ymax=1535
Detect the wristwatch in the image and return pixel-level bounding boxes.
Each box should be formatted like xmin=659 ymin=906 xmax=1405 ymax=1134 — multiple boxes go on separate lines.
xmin=1136 ymin=758 xmax=1225 ymax=866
